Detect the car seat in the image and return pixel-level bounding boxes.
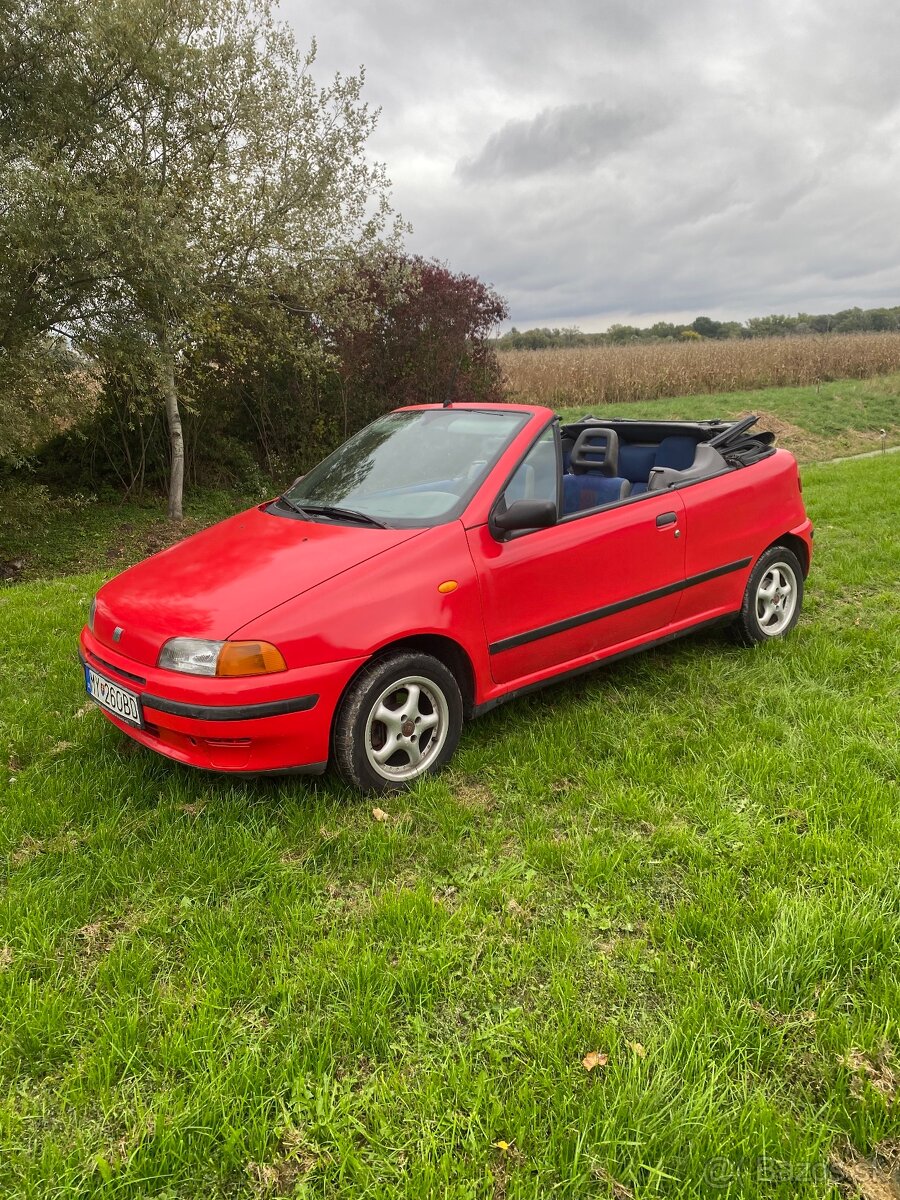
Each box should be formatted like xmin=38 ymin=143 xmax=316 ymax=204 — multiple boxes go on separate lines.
xmin=562 ymin=428 xmax=631 ymax=514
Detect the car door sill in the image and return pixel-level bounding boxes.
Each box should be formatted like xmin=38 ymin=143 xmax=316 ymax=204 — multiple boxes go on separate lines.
xmin=472 ymin=613 xmax=737 ymax=717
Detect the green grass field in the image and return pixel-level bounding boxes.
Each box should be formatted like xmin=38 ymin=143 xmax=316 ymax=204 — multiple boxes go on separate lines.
xmin=1 ymin=451 xmax=898 ymax=1197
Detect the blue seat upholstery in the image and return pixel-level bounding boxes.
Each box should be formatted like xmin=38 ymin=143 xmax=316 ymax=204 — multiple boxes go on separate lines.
xmin=616 ymin=438 xmax=697 ymax=493
xmin=618 ymin=443 xmax=657 ymax=485
xmin=562 ymin=473 xmax=630 ymax=515
xmin=655 ymin=436 xmax=697 ymax=471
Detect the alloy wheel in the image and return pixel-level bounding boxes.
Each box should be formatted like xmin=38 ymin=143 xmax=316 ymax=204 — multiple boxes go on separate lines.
xmin=755 ymin=560 xmax=798 ymax=635
xmin=363 ymin=675 xmax=450 ymax=782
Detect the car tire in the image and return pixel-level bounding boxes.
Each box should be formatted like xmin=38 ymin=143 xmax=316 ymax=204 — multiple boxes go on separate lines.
xmin=333 ymin=651 xmax=464 ymax=793
xmin=732 ymin=545 xmax=804 ymax=646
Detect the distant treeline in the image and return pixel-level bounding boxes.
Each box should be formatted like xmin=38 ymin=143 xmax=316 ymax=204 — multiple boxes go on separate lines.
xmin=496 ymin=305 xmax=900 ymax=350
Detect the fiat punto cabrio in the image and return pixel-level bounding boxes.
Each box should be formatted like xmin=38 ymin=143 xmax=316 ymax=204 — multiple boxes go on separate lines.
xmin=80 ymin=404 xmax=812 ymax=791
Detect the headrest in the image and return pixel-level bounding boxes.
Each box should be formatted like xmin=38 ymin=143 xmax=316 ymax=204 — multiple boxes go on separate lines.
xmin=570 ymin=427 xmax=620 ymax=477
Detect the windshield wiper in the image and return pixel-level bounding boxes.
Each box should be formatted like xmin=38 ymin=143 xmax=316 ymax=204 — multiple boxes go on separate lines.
xmin=275 ymin=494 xmax=310 ymax=517
xmin=301 ymin=504 xmax=387 ymax=528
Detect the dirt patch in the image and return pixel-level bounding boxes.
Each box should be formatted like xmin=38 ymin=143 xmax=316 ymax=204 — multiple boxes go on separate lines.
xmin=842 ymin=1045 xmax=898 ymax=1102
xmin=750 ymin=411 xmax=894 ymax=463
xmin=9 ymin=835 xmax=43 ymax=868
xmin=751 ymin=411 xmax=824 ymax=461
xmin=0 ymin=557 xmax=25 ymax=582
xmin=10 ymin=830 xmax=80 ymax=867
xmin=451 ymin=775 xmax=497 ymax=812
xmin=74 ymin=910 xmax=147 ymax=960
xmin=433 ymin=884 xmax=460 ymax=909
xmin=279 ymin=847 xmax=310 ymax=867
xmin=589 ymin=1162 xmax=634 ymax=1199
xmin=830 ymin=1140 xmax=900 ymax=1200
xmin=246 ymin=1127 xmax=318 ymax=1195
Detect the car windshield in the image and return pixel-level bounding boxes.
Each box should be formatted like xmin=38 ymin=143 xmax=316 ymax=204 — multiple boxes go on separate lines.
xmin=282 ymin=408 xmax=530 ymax=527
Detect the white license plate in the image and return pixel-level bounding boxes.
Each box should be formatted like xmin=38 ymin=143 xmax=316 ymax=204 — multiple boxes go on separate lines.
xmin=85 ymin=666 xmax=143 ymax=727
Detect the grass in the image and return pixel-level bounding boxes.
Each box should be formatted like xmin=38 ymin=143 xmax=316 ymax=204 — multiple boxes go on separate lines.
xmin=1 ymin=452 xmax=898 ymax=1197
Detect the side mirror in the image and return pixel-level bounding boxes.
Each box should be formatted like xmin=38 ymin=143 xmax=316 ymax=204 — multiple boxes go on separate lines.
xmin=492 ymin=497 xmax=557 ymax=537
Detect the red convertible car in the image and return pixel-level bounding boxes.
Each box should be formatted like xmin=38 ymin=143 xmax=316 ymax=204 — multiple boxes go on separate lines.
xmin=80 ymin=404 xmax=812 ymax=791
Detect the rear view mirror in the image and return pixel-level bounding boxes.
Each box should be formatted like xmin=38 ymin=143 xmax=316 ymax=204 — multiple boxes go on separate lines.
xmin=492 ymin=498 xmax=557 ymax=537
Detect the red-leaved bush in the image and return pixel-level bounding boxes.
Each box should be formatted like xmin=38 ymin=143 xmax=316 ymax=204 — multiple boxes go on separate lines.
xmin=332 ymin=254 xmax=509 ymax=415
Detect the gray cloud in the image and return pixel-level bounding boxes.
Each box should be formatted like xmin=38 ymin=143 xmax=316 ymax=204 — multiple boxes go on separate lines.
xmin=283 ymin=0 xmax=900 ymax=327
xmin=457 ymin=102 xmax=665 ymax=181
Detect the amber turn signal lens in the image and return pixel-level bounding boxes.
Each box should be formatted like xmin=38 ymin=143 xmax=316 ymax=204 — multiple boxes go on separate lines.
xmin=216 ymin=641 xmax=287 ymax=676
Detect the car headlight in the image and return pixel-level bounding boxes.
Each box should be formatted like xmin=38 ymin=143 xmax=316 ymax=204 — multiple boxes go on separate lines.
xmin=158 ymin=638 xmax=222 ymax=675
xmin=158 ymin=638 xmax=287 ymax=677
xmin=89 ymin=597 xmax=97 ymax=632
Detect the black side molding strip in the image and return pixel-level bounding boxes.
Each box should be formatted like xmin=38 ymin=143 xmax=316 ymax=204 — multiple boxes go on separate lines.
xmin=142 ymin=693 xmax=319 ymax=721
xmin=475 ymin=614 xmax=737 ymax=716
xmin=489 ymin=557 xmax=752 ymax=654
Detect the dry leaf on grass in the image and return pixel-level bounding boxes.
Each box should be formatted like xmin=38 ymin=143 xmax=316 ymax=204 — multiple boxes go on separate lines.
xmin=627 ymin=1041 xmax=647 ymax=1059
xmin=371 ymin=807 xmax=389 ymax=822
xmin=506 ymin=898 xmax=525 ymax=917
xmin=0 ymin=946 xmax=12 ymax=970
xmin=582 ymin=1051 xmax=609 ymax=1071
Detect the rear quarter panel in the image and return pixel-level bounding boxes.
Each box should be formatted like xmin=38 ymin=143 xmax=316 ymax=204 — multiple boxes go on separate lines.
xmin=673 ymin=448 xmax=809 ymax=623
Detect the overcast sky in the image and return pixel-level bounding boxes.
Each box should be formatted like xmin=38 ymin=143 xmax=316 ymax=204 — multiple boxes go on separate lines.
xmin=282 ymin=0 xmax=900 ymax=330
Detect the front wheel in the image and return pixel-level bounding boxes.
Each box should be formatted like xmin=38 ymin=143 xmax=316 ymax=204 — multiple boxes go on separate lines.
xmin=732 ymin=545 xmax=804 ymax=645
xmin=333 ymin=651 xmax=463 ymax=793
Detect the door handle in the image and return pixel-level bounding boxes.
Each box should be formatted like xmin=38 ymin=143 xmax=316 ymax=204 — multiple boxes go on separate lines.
xmin=656 ymin=511 xmax=678 ymax=528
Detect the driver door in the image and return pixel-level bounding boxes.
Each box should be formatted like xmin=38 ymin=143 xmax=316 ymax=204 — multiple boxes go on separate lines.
xmin=466 ymin=427 xmax=687 ymax=686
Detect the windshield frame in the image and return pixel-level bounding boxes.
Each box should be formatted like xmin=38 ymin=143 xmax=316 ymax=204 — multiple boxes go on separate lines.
xmin=275 ymin=407 xmax=533 ymax=529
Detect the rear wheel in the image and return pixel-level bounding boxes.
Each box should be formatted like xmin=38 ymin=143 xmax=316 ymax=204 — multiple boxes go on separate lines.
xmin=333 ymin=651 xmax=463 ymax=793
xmin=733 ymin=545 xmax=804 ymax=645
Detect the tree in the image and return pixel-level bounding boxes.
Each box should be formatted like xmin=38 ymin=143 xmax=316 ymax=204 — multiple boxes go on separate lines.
xmin=0 ymin=0 xmax=398 ymax=517
xmin=330 ymin=254 xmax=508 ymax=417
xmin=691 ymin=316 xmax=723 ymax=339
xmin=746 ymin=314 xmax=797 ymax=338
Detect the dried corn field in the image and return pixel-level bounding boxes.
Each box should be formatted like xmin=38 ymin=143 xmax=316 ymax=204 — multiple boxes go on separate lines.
xmin=498 ymin=332 xmax=900 ymax=407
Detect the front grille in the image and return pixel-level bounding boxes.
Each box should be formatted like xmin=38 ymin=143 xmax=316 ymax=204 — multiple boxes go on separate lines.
xmin=86 ymin=650 xmax=147 ymax=686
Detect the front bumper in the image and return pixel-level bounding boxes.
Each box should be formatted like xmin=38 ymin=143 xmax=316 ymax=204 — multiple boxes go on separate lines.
xmin=80 ymin=627 xmax=365 ymax=773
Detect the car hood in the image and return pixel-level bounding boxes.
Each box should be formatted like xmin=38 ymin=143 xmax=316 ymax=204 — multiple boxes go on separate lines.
xmin=93 ymin=505 xmax=423 ymax=667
